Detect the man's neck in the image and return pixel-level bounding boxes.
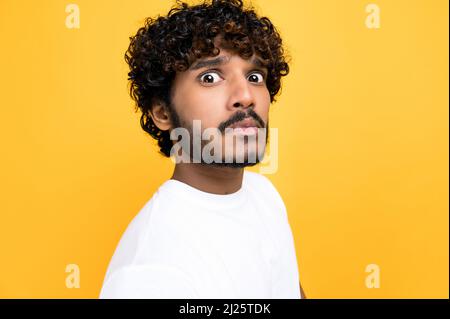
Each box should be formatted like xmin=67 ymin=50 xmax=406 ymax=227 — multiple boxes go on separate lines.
xmin=171 ymin=163 xmax=244 ymax=195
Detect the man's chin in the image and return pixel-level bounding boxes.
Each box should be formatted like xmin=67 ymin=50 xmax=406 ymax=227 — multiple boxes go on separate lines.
xmin=201 ymin=158 xmax=262 ymax=168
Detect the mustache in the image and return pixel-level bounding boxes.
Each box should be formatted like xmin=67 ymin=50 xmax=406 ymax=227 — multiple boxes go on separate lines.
xmin=218 ymin=109 xmax=265 ymax=133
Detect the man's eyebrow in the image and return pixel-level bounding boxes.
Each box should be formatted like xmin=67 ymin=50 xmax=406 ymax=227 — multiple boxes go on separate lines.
xmin=189 ymin=56 xmax=229 ymax=70
xmin=189 ymin=55 xmax=267 ymax=71
xmin=250 ymin=56 xmax=267 ymax=69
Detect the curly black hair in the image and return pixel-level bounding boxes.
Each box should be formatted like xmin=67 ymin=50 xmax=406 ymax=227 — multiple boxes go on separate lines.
xmin=125 ymin=0 xmax=290 ymax=157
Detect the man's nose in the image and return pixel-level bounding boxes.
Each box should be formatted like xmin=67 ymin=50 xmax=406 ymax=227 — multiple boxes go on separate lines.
xmin=228 ymin=77 xmax=255 ymax=110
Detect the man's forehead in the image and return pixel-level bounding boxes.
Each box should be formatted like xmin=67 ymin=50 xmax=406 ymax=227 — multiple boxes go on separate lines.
xmin=189 ymin=51 xmax=267 ymax=71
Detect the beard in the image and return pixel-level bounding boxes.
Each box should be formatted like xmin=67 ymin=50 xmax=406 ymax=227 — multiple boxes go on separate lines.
xmin=168 ymin=105 xmax=269 ymax=168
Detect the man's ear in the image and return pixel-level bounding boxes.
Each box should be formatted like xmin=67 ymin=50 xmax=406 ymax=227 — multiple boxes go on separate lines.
xmin=149 ymin=101 xmax=172 ymax=131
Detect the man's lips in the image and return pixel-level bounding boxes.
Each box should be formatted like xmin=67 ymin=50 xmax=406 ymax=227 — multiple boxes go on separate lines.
xmin=227 ymin=118 xmax=261 ymax=135
xmin=232 ymin=127 xmax=259 ymax=135
xmin=229 ymin=118 xmax=260 ymax=129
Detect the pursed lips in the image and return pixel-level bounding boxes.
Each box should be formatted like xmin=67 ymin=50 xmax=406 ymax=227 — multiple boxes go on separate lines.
xmin=228 ymin=118 xmax=260 ymax=129
xmin=227 ymin=118 xmax=261 ymax=135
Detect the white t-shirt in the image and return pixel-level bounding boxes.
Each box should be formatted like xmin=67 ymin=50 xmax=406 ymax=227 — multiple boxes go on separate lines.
xmin=99 ymin=170 xmax=302 ymax=299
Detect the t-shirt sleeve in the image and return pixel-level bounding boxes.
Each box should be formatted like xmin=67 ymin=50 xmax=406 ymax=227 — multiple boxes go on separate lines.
xmin=99 ymin=263 xmax=200 ymax=299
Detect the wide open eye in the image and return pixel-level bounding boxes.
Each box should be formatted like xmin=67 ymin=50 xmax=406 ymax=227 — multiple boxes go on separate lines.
xmin=247 ymin=72 xmax=265 ymax=83
xmin=199 ymin=72 xmax=222 ymax=84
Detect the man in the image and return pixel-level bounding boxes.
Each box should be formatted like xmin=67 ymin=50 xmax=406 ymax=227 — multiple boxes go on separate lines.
xmin=100 ymin=0 xmax=306 ymax=299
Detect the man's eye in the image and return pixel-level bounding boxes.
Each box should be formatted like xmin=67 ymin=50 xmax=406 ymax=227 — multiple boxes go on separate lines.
xmin=199 ymin=72 xmax=222 ymax=84
xmin=247 ymin=72 xmax=264 ymax=83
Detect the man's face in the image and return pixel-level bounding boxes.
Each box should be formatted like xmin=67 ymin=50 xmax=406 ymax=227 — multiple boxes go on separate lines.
xmin=168 ymin=47 xmax=271 ymax=167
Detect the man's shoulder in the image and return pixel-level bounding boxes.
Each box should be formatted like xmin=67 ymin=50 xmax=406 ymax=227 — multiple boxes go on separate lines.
xmin=244 ymin=171 xmax=287 ymax=217
xmin=244 ymin=170 xmax=275 ymax=188
xmin=101 ymin=187 xmax=177 ymax=281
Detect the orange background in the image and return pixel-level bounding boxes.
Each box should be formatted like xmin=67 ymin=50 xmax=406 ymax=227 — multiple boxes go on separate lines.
xmin=0 ymin=0 xmax=448 ymax=298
